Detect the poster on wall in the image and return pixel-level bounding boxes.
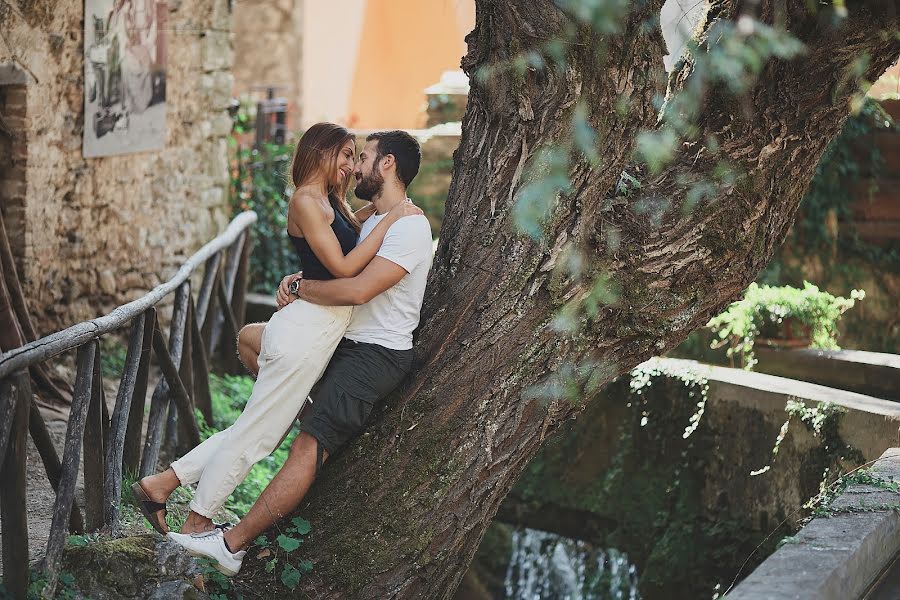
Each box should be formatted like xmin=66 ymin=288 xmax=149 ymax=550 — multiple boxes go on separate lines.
xmin=83 ymin=0 xmax=167 ymax=158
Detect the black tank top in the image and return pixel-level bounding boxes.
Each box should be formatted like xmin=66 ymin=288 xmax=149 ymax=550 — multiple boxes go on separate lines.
xmin=288 ymin=196 xmax=358 ymax=280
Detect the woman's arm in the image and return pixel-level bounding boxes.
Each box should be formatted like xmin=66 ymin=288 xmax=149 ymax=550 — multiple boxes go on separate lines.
xmin=288 ymin=191 xmax=421 ymax=278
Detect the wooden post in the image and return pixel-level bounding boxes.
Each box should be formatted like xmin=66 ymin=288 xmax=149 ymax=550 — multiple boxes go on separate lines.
xmin=200 ymin=266 xmax=221 ymax=357
xmin=175 ymin=299 xmax=196 ymax=454
xmin=222 ymin=233 xmax=252 ymax=374
xmin=0 ymin=371 xmax=29 ymax=600
xmin=196 ymin=251 xmax=222 ymax=330
xmin=189 ymin=294 xmax=213 ymax=425
xmin=232 ymin=232 xmax=252 ymax=332
xmin=123 ymin=308 xmax=156 ymax=475
xmin=82 ymin=342 xmax=106 ymax=532
xmin=209 ymin=233 xmax=244 ymax=355
xmin=43 ymin=341 xmax=97 ymax=596
xmin=104 ymin=312 xmax=149 ymax=533
xmin=141 ymin=281 xmax=190 ymax=477
xmin=140 ymin=384 xmax=169 ymax=479
xmin=0 ymin=376 xmax=17 ymax=469
xmin=29 ymin=398 xmax=85 ymax=534
xmin=151 ymin=327 xmax=201 ymax=448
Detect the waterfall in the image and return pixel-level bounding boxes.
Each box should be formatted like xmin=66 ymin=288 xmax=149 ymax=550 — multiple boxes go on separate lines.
xmin=503 ymin=528 xmax=640 ymax=599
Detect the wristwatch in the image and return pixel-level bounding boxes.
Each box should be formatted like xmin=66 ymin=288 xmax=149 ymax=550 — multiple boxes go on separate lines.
xmin=288 ymin=278 xmax=301 ymax=297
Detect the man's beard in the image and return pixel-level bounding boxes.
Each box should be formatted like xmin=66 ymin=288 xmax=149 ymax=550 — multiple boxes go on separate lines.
xmin=354 ymin=169 xmax=384 ymax=201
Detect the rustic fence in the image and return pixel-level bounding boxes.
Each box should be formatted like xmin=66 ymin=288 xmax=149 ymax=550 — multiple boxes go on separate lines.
xmin=0 ymin=211 xmax=257 ymax=598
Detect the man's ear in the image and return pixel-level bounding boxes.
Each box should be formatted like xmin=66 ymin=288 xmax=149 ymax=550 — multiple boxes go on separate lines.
xmin=380 ymin=153 xmax=395 ymax=172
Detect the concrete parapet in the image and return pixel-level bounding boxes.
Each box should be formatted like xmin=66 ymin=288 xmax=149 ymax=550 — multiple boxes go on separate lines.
xmin=661 ymin=358 xmax=900 ymax=460
xmin=756 ymin=347 xmax=900 ymax=402
xmin=727 ymin=447 xmax=900 ymax=600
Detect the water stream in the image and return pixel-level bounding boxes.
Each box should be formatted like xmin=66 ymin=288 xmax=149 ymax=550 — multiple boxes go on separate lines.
xmin=502 ymin=527 xmax=641 ymax=600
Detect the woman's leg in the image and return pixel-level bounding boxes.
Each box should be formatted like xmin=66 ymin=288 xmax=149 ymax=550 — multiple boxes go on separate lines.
xmin=136 ymin=323 xmax=268 ymax=530
xmin=183 ymin=302 xmax=351 ymax=530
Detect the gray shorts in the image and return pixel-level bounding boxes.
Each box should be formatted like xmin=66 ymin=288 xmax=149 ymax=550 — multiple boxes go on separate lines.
xmin=301 ymin=337 xmax=413 ymax=455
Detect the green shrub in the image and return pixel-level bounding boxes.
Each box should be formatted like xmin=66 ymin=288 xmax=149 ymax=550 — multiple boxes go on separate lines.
xmin=229 ymin=142 xmax=297 ymax=294
xmin=706 ymin=282 xmax=864 ymax=369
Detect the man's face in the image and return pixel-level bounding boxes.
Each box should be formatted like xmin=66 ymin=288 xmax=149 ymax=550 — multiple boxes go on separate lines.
xmin=353 ymin=140 xmax=385 ymax=201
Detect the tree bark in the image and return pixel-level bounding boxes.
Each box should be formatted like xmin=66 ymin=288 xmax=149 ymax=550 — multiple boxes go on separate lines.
xmin=237 ymin=1 xmax=899 ymax=597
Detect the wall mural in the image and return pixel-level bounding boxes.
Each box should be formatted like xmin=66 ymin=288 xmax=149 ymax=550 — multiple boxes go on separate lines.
xmin=83 ymin=0 xmax=167 ymax=157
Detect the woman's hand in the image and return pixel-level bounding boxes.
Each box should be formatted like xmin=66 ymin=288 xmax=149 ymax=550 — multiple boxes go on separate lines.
xmin=387 ymin=199 xmax=424 ymax=223
xmin=276 ymin=271 xmax=303 ymax=309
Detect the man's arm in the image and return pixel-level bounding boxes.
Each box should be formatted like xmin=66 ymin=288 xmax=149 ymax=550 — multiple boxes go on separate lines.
xmin=297 ymin=257 xmax=407 ymax=306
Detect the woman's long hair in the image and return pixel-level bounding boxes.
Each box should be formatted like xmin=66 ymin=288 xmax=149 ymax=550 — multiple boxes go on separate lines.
xmin=289 ymin=122 xmax=361 ymax=233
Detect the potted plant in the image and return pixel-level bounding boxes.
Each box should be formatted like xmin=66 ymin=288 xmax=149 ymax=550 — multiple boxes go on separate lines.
xmin=706 ymin=282 xmax=865 ymax=369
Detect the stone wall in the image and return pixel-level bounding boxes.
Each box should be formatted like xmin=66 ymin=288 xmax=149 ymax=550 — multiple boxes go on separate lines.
xmin=232 ymin=0 xmax=302 ymax=129
xmin=0 ymin=0 xmax=234 ymax=334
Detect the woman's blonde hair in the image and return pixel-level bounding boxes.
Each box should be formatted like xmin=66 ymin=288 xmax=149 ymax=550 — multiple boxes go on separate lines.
xmin=289 ymin=122 xmax=361 ymax=232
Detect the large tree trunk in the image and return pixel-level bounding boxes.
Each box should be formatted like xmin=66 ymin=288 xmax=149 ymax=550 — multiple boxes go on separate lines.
xmin=237 ymin=1 xmax=899 ymax=597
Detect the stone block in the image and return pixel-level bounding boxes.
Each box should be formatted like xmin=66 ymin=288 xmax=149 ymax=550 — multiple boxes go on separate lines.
xmin=200 ymin=71 xmax=234 ymax=111
xmin=203 ymin=138 xmax=229 ymax=185
xmin=201 ymin=30 xmax=233 ymax=72
xmin=200 ymin=186 xmax=225 ymax=208
xmin=124 ymin=288 xmax=150 ymax=303
xmin=120 ymin=271 xmax=146 ymax=290
xmin=210 ymin=0 xmax=233 ymax=31
xmin=97 ymin=270 xmax=117 ymax=295
xmin=210 ymin=112 xmax=233 ymax=137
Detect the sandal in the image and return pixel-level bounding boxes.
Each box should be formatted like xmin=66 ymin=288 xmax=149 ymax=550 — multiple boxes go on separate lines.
xmin=131 ymin=481 xmax=169 ymax=535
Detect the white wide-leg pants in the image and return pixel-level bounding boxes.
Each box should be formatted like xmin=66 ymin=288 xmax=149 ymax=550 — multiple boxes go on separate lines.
xmin=170 ymin=299 xmax=352 ymax=518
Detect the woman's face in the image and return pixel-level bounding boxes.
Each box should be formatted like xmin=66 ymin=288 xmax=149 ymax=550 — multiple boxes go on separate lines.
xmin=330 ymin=139 xmax=356 ymax=187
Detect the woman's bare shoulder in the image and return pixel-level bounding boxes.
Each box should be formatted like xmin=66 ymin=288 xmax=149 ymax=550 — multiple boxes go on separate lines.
xmin=289 ymin=188 xmax=326 ymax=215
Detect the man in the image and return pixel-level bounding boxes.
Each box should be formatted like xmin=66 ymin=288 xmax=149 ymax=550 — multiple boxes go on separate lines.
xmin=166 ymin=130 xmax=434 ymax=576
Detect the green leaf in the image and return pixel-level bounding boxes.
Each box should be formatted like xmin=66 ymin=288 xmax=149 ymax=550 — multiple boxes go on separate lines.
xmin=281 ymin=563 xmax=302 ymax=589
xmin=634 ymin=129 xmax=678 ymax=175
xmin=277 ymin=534 xmax=301 ymax=552
xmin=254 ymin=535 xmax=270 ymax=548
xmin=572 ymin=104 xmax=600 ymax=166
xmin=67 ymin=535 xmax=90 ymax=547
xmin=298 ymin=559 xmax=314 ymax=574
xmin=265 ymin=558 xmax=277 ymax=573
xmin=289 ymin=517 xmax=312 ymax=535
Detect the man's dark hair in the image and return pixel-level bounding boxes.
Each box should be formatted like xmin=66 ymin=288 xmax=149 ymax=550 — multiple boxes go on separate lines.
xmin=367 ymin=130 xmax=421 ymax=188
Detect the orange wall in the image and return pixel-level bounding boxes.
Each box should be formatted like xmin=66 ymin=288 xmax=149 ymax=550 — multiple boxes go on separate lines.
xmin=869 ymin=59 xmax=900 ymax=100
xmin=302 ymin=0 xmax=474 ymax=129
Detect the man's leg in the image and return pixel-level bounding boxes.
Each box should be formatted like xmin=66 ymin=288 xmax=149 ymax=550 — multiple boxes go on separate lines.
xmin=223 ymin=432 xmax=328 ymax=552
xmin=237 ymin=323 xmax=265 ymax=377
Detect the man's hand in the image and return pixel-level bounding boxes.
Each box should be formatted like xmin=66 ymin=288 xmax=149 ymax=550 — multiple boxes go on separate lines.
xmin=275 ymin=271 xmax=303 ymax=309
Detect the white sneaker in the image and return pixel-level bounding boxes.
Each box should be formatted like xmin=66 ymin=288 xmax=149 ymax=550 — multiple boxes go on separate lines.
xmin=167 ymin=529 xmax=246 ymax=576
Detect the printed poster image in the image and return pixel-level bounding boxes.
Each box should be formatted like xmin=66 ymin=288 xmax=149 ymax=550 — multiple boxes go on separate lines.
xmin=83 ymin=0 xmax=167 ymax=157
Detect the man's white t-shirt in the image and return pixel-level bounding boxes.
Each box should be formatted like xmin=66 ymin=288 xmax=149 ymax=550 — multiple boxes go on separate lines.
xmin=344 ymin=210 xmax=433 ymax=350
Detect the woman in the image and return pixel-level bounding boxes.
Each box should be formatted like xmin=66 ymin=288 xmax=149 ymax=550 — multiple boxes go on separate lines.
xmin=132 ymin=123 xmax=421 ymax=535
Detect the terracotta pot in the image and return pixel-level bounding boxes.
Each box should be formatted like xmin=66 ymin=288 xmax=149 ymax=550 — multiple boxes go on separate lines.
xmin=757 ymin=317 xmax=812 ymax=348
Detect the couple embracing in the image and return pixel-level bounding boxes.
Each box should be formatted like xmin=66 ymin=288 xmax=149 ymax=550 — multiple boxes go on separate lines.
xmin=132 ymin=125 xmax=433 ymax=576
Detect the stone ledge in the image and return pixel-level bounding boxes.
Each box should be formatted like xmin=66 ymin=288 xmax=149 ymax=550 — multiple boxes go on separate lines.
xmin=756 ymin=347 xmax=900 ymax=402
xmin=727 ymin=447 xmax=900 ymax=600
xmin=655 ymin=357 xmax=900 ymax=459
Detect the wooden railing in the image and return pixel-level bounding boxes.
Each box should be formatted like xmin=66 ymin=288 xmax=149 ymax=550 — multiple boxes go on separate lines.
xmin=0 ymin=211 xmax=257 ymax=598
